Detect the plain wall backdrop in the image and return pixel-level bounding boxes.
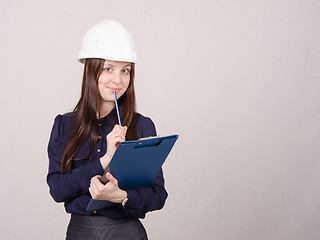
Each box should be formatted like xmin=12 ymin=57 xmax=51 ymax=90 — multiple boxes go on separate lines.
xmin=1 ymin=0 xmax=320 ymax=239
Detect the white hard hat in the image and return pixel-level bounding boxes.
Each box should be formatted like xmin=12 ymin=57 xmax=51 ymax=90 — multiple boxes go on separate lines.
xmin=78 ymin=20 xmax=137 ymax=63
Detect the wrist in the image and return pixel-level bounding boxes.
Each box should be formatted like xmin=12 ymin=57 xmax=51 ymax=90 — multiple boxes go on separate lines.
xmin=113 ymin=190 xmax=128 ymax=204
xmin=120 ymin=190 xmax=127 ymax=202
xmin=120 ymin=190 xmax=128 ymax=206
xmin=100 ymin=154 xmax=112 ymax=170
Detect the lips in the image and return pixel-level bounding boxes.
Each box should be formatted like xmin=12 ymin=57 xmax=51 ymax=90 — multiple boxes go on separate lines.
xmin=107 ymin=87 xmax=121 ymax=93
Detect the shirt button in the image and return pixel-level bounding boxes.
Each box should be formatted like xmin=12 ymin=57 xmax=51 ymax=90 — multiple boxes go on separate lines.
xmin=99 ymin=123 xmax=102 ymax=127
xmin=97 ymin=149 xmax=101 ymax=152
xmin=98 ymin=136 xmax=101 ymax=139
xmin=93 ymin=210 xmax=97 ymax=214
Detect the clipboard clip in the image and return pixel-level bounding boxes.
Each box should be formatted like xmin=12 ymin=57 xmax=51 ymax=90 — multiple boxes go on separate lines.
xmin=138 ymin=135 xmax=161 ymax=141
xmin=135 ymin=139 xmax=161 ymax=149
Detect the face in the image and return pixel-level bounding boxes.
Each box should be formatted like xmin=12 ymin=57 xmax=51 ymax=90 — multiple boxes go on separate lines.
xmin=98 ymin=60 xmax=131 ymax=107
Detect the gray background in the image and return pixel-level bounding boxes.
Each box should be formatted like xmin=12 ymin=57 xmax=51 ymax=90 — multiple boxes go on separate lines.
xmin=1 ymin=0 xmax=320 ymax=239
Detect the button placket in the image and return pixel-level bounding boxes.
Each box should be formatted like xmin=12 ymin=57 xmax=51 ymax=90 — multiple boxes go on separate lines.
xmin=97 ymin=121 xmax=103 ymax=154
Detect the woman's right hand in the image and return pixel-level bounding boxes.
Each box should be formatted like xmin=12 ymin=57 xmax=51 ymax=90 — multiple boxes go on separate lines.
xmin=100 ymin=124 xmax=127 ymax=170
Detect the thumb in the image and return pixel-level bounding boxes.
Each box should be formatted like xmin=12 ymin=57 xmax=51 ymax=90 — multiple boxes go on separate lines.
xmin=123 ymin=126 xmax=128 ymax=134
xmin=92 ymin=175 xmax=102 ymax=182
xmin=106 ymin=172 xmax=118 ymax=185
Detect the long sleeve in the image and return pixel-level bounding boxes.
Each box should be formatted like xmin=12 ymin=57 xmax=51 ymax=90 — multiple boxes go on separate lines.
xmin=47 ymin=112 xmax=168 ymax=218
xmin=47 ymin=115 xmax=104 ymax=203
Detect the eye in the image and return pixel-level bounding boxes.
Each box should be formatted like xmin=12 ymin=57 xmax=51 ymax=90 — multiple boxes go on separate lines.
xmin=122 ymin=69 xmax=130 ymax=74
xmin=103 ymin=67 xmax=112 ymax=72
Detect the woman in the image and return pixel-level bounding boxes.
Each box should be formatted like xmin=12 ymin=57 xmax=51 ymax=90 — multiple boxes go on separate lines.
xmin=47 ymin=20 xmax=167 ymax=240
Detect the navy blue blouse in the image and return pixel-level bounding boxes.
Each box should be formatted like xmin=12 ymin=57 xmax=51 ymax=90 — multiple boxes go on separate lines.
xmin=47 ymin=111 xmax=167 ymax=219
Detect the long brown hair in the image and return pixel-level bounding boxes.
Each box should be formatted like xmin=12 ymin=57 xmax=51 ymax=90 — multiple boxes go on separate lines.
xmin=60 ymin=58 xmax=138 ymax=173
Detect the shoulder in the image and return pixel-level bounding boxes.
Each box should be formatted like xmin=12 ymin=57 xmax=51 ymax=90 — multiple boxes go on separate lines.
xmin=50 ymin=112 xmax=77 ymax=140
xmin=56 ymin=112 xmax=76 ymax=122
xmin=53 ymin=112 xmax=76 ymax=128
xmin=135 ymin=113 xmax=157 ymax=138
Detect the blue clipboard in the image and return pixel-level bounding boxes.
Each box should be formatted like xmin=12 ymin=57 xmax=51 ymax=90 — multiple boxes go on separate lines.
xmin=86 ymin=134 xmax=179 ymax=211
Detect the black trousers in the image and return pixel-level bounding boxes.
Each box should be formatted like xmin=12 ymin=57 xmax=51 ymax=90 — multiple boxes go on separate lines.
xmin=66 ymin=214 xmax=148 ymax=240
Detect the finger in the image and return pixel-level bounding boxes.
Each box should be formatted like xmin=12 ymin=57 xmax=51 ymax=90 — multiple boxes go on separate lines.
xmin=111 ymin=131 xmax=122 ymax=139
xmin=113 ymin=131 xmax=124 ymax=138
xmin=89 ymin=187 xmax=98 ymax=200
xmin=109 ymin=126 xmax=126 ymax=137
xmin=92 ymin=175 xmax=102 ymax=180
xmin=107 ymin=127 xmax=126 ymax=144
xmin=120 ymin=126 xmax=127 ymax=135
xmin=108 ymin=125 xmax=120 ymax=137
xmin=91 ymin=175 xmax=102 ymax=188
xmin=92 ymin=180 xmax=105 ymax=194
xmin=114 ymin=125 xmax=127 ymax=136
xmin=91 ymin=175 xmax=102 ymax=183
xmin=113 ymin=124 xmax=123 ymax=133
xmin=113 ymin=135 xmax=126 ymax=143
xmin=114 ymin=130 xmax=125 ymax=138
xmin=89 ymin=186 xmax=93 ymax=196
xmin=105 ymin=172 xmax=118 ymax=185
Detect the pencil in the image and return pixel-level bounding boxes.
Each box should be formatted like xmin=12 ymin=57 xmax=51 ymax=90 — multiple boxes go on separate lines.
xmin=114 ymin=91 xmax=122 ymax=126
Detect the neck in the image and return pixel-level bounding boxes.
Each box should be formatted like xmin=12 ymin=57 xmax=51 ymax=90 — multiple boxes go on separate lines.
xmin=99 ymin=101 xmax=115 ymax=118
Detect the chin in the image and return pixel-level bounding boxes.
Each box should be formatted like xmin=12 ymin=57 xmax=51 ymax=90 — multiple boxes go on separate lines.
xmin=100 ymin=94 xmax=114 ymax=103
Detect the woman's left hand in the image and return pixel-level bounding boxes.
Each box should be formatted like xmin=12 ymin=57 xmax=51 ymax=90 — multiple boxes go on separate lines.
xmin=89 ymin=172 xmax=127 ymax=203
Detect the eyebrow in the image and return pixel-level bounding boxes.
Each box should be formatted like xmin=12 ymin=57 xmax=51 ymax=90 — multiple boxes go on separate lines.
xmin=104 ymin=63 xmax=131 ymax=68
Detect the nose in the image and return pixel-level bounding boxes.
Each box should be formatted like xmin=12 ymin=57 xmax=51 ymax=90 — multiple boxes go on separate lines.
xmin=112 ymin=71 xmax=121 ymax=84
